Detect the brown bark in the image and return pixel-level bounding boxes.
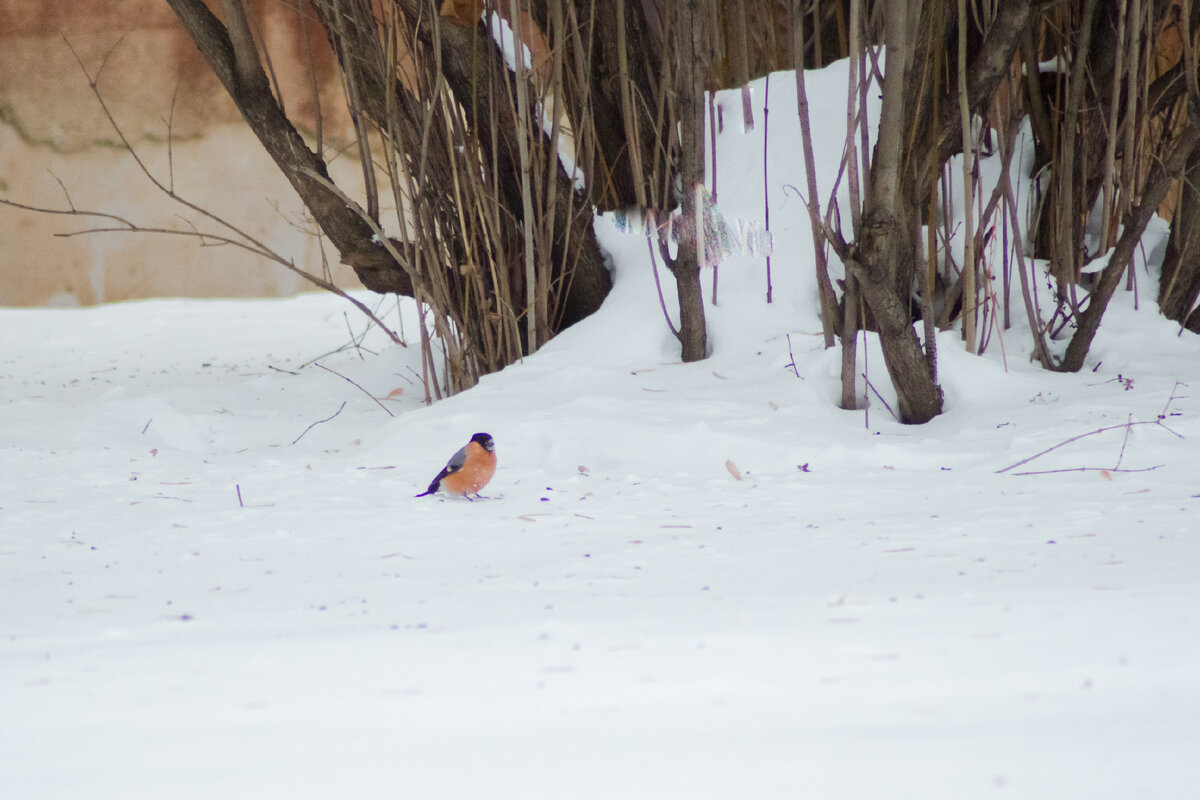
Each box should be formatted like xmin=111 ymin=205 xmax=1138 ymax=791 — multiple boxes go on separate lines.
xmin=848 ymin=213 xmax=943 ymax=424
xmin=528 ymin=0 xmax=669 ymax=211
xmin=672 ymin=0 xmax=708 ymax=362
xmin=170 ymin=0 xmax=612 ymax=330
xmin=1030 ymin=1 xmax=1173 ymax=263
xmin=853 ymin=0 xmax=943 ymax=424
xmin=1160 ymin=144 xmax=1200 ymax=332
xmin=916 ymin=0 xmax=1039 ymax=203
xmin=794 ymin=0 xmax=839 ymax=348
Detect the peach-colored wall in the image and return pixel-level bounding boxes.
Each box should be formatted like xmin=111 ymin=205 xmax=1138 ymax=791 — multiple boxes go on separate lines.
xmin=0 ymin=0 xmax=364 ymax=306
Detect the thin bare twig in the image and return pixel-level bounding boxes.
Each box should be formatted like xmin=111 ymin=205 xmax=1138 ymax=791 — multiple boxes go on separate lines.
xmin=647 ymin=210 xmax=681 ymax=337
xmin=997 ymin=415 xmax=1185 ymax=475
xmin=1009 ymin=465 xmax=1163 ymax=477
xmin=1114 ymin=413 xmax=1135 ymax=469
xmin=313 ymin=362 xmax=394 ymax=417
xmin=864 ymin=374 xmax=898 ymax=421
xmin=3 ymin=202 xmax=399 ymax=349
xmin=763 ymin=74 xmax=772 ymax=304
xmin=343 ymin=312 xmax=365 ymax=360
xmin=292 ymin=400 xmax=347 ymax=445
xmin=784 ymin=334 xmax=802 ymax=379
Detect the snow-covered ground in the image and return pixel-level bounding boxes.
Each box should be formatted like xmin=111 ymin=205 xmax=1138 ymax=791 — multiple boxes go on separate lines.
xmin=4 ymin=62 xmax=1200 ymax=799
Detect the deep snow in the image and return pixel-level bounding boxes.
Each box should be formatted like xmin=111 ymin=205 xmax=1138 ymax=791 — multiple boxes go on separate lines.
xmin=3 ymin=62 xmax=1200 ymax=799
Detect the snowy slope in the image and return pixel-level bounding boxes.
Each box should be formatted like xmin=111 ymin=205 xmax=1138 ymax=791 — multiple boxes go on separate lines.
xmin=4 ymin=63 xmax=1200 ymax=800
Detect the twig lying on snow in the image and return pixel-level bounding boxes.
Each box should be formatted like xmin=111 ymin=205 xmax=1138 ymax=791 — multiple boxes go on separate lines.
xmin=997 ymin=384 xmax=1187 ymax=475
xmin=998 ymin=419 xmax=1180 ymax=475
xmin=292 ymin=401 xmax=347 ymax=445
xmin=1006 ymin=464 xmax=1163 ymax=477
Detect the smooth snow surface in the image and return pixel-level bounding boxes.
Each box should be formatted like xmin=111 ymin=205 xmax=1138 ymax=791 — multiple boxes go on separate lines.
xmin=4 ymin=62 xmax=1200 ymax=799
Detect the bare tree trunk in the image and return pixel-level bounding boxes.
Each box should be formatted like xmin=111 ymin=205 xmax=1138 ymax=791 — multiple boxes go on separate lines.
xmin=1097 ymin=0 xmax=1129 ymax=254
xmin=170 ymin=0 xmax=612 ymax=335
xmin=919 ymin=0 xmax=1039 ymax=197
xmin=956 ymin=0 xmax=977 ymax=352
xmin=793 ymin=0 xmax=838 ymax=349
xmin=529 ymin=0 xmax=669 ymax=212
xmin=510 ymin=0 xmax=540 ymax=351
xmin=1050 ymin=0 xmax=1098 ymax=301
xmin=840 ymin=276 xmax=860 ymax=410
xmin=848 ymin=0 xmax=943 ymax=424
xmin=848 ymin=220 xmax=944 ymax=424
xmin=1160 ymin=144 xmax=1200 ymax=332
xmin=673 ymin=0 xmax=709 ymax=362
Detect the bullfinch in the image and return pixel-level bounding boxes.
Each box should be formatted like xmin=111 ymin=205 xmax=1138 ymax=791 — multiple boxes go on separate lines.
xmin=416 ymin=432 xmax=496 ymax=499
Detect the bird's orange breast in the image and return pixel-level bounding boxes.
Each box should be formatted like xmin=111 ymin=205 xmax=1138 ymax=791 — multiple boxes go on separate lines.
xmin=439 ymin=442 xmax=496 ymax=495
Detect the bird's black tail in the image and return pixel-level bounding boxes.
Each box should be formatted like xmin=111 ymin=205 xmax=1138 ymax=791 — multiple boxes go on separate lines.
xmin=417 ymin=467 xmax=451 ymax=498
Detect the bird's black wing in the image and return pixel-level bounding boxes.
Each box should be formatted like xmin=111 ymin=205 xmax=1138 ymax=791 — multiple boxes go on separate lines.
xmin=415 ymin=443 xmax=469 ymax=497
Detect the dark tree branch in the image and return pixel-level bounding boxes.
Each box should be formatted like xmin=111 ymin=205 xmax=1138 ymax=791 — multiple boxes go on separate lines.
xmin=218 ymin=0 xmax=262 ymax=83
xmin=380 ymin=0 xmax=611 ymax=327
xmin=849 ymin=0 xmax=943 ymax=425
xmin=923 ymin=0 xmax=1039 ymax=198
xmin=1146 ymin=1 xmax=1200 ymax=119
xmin=672 ymin=0 xmax=708 ymax=361
xmin=1059 ymin=112 xmax=1200 ymax=372
xmin=165 ymin=0 xmax=414 ymax=295
xmin=529 ymin=0 xmax=670 ymax=212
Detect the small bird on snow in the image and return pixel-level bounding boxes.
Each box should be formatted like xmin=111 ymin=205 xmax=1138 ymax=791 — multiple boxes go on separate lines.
xmin=415 ymin=432 xmax=496 ymax=499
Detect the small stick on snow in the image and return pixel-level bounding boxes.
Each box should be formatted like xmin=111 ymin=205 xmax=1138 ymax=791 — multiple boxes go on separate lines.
xmin=997 ymin=419 xmax=1183 ymax=475
xmin=292 ymin=401 xmax=347 ymax=445
xmin=1010 ymin=465 xmax=1163 ymax=477
xmin=999 ymin=386 xmax=1187 ymax=475
xmin=1114 ymin=413 xmax=1134 ymax=470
